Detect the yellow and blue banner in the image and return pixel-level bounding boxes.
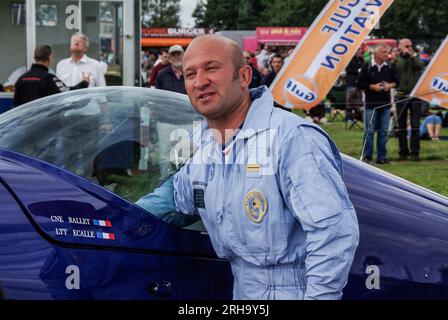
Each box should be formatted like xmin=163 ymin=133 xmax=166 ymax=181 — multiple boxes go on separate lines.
xmin=271 ymin=0 xmax=395 ymax=110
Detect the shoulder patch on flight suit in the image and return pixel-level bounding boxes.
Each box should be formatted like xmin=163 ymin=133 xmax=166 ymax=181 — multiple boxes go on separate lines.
xmin=244 ymin=190 xmax=268 ymax=223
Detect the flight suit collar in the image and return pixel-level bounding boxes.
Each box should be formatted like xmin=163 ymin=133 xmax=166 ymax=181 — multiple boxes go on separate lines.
xmin=241 ymin=85 xmax=274 ymax=133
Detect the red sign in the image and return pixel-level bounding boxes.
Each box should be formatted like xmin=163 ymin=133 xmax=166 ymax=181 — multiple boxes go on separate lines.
xmin=256 ymin=27 xmax=307 ymax=41
xmin=142 ymin=28 xmax=214 ymax=38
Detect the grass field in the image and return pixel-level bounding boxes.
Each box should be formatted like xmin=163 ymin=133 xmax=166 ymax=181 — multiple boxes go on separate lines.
xmin=293 ymin=110 xmax=448 ymax=197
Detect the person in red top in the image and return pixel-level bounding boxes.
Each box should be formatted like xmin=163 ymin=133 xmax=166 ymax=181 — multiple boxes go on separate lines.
xmin=148 ymin=49 xmax=170 ymax=87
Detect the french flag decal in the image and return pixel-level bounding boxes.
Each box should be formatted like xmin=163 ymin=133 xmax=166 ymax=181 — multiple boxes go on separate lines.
xmin=93 ymin=219 xmax=112 ymax=227
xmin=96 ymin=232 xmax=115 ymax=240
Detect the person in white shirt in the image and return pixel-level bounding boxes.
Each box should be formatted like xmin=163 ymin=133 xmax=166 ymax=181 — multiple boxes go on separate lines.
xmin=56 ymin=32 xmax=106 ymax=88
xmin=56 ymin=32 xmax=110 ymax=177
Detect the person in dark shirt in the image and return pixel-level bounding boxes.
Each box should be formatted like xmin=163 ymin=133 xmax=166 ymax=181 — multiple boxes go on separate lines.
xmin=357 ymin=44 xmax=399 ymax=164
xmin=393 ymin=38 xmax=425 ymax=161
xmin=155 ymin=44 xmax=186 ymax=94
xmin=243 ymin=50 xmax=261 ymax=89
xmin=148 ymin=49 xmax=170 ymax=87
xmin=13 ymin=45 xmax=88 ymax=107
xmin=260 ymin=54 xmax=284 ymax=87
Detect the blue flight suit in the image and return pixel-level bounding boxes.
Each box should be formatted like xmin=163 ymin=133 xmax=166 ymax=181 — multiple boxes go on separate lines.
xmin=143 ymin=86 xmax=359 ymax=299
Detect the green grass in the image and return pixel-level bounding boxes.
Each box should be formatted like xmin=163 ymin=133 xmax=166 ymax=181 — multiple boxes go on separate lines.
xmin=293 ymin=110 xmax=448 ymax=197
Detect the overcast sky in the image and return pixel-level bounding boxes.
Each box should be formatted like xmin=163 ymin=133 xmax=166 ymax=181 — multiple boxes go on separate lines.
xmin=179 ymin=0 xmax=198 ymax=27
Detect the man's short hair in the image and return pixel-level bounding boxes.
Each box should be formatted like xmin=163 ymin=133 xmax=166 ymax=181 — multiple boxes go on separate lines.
xmin=72 ymin=32 xmax=90 ymax=48
xmin=160 ymin=48 xmax=169 ymax=55
xmin=374 ymin=44 xmax=390 ymax=53
xmin=34 ymin=45 xmax=52 ymax=62
xmin=272 ymin=54 xmax=283 ymax=60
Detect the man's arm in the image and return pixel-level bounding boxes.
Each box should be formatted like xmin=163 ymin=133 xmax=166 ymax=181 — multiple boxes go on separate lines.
xmin=279 ymin=125 xmax=359 ymax=300
xmin=356 ymin=64 xmax=370 ymax=91
xmin=12 ymin=81 xmax=21 ymax=107
xmin=173 ymin=162 xmax=198 ymax=216
xmin=136 ymin=174 xmax=199 ymax=227
xmin=410 ymin=53 xmax=425 ymax=71
xmin=69 ymin=80 xmax=89 ymax=90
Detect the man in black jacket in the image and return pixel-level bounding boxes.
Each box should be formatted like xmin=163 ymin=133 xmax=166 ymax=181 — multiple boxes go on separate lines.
xmin=357 ymin=44 xmax=399 ymax=164
xmin=393 ymin=38 xmax=425 ymax=161
xmin=13 ymin=45 xmax=88 ymax=107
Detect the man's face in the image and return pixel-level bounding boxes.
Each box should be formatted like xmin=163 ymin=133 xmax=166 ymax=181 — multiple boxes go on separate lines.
xmin=70 ymin=36 xmax=87 ymax=55
xmin=271 ymin=57 xmax=283 ymax=74
xmin=183 ymin=39 xmax=247 ymax=120
xmin=400 ymin=39 xmax=413 ymax=53
xmin=375 ymin=47 xmax=389 ymax=64
xmin=243 ymin=52 xmax=252 ymax=66
xmin=169 ymin=51 xmax=184 ymax=68
xmin=160 ymin=52 xmax=169 ymax=65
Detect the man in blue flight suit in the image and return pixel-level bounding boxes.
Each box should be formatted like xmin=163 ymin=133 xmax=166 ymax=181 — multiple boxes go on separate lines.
xmin=140 ymin=35 xmax=359 ymax=300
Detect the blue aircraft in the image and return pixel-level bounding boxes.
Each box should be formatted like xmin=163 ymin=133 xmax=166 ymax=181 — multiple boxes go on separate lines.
xmin=0 ymin=87 xmax=447 ymax=299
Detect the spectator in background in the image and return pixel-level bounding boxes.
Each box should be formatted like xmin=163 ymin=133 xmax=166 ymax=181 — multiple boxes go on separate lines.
xmin=56 ymin=32 xmax=106 ymax=88
xmin=260 ymin=54 xmax=284 ymax=87
xmin=345 ymin=48 xmax=364 ymax=112
xmin=56 ymin=33 xmax=110 ymax=176
xmin=390 ymin=47 xmax=400 ymax=63
xmin=149 ymin=49 xmax=170 ymax=87
xmin=394 ymin=38 xmax=425 ymax=161
xmin=305 ymin=103 xmax=327 ymax=124
xmin=256 ymin=44 xmax=274 ymax=72
xmin=13 ymin=45 xmax=88 ymax=107
xmin=420 ymin=113 xmax=442 ymax=141
xmin=156 ymin=44 xmax=186 ymax=94
xmin=283 ymin=47 xmax=294 ymax=65
xmin=243 ymin=50 xmax=261 ymax=89
xmin=363 ymin=49 xmax=372 ymax=64
xmin=357 ymin=44 xmax=399 ymax=164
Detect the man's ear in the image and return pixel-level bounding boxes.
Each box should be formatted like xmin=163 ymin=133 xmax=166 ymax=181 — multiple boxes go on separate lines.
xmin=240 ymin=65 xmax=252 ymax=88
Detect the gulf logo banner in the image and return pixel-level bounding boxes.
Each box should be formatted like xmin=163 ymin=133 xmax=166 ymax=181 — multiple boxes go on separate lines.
xmin=411 ymin=36 xmax=448 ymax=109
xmin=271 ymin=0 xmax=395 ymax=110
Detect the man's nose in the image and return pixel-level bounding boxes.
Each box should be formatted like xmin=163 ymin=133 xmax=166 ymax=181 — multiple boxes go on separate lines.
xmin=194 ymin=70 xmax=209 ymax=89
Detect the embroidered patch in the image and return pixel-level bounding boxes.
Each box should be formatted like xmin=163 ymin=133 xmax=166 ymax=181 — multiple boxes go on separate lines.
xmin=244 ymin=190 xmax=268 ymax=223
xmin=193 ymin=188 xmax=205 ymax=209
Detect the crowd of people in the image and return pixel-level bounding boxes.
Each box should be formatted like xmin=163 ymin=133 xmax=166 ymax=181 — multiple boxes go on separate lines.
xmin=350 ymin=38 xmax=447 ymax=164
xmin=140 ymin=43 xmax=292 ymax=94
xmin=5 ymin=33 xmax=447 ymax=167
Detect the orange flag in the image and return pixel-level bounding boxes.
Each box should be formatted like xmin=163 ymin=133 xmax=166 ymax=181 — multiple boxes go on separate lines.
xmin=271 ymin=0 xmax=395 ymax=110
xmin=411 ymin=36 xmax=448 ymax=109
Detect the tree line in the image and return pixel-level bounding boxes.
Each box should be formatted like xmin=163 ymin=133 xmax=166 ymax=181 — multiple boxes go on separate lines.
xmin=142 ymin=0 xmax=448 ymax=50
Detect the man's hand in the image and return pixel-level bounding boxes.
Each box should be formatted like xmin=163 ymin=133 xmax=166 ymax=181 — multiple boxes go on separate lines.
xmin=369 ymin=83 xmax=384 ymax=92
xmin=81 ymin=72 xmax=91 ymax=84
xmin=383 ymin=82 xmax=395 ymax=92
